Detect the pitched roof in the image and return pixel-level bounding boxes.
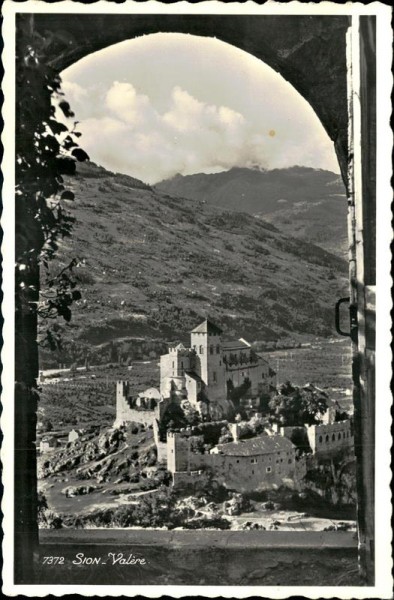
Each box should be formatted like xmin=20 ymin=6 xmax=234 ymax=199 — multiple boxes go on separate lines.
xmin=191 ymin=319 xmax=222 ymax=335
xmin=222 ymin=339 xmax=251 ymax=351
xmin=184 ymin=370 xmax=202 ymax=382
xmin=215 ymin=435 xmax=295 ymax=456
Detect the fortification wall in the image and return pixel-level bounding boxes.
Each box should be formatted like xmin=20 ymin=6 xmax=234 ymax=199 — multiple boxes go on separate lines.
xmin=153 ymin=421 xmax=167 ymax=463
xmin=115 ymin=405 xmax=156 ymax=427
xmin=307 ymin=420 xmax=353 ymax=455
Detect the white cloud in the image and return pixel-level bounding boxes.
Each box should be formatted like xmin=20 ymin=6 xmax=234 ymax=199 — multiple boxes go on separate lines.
xmin=68 ymin=80 xmax=270 ymax=183
xmin=105 ymin=81 xmax=154 ymax=127
xmin=61 ymin=80 xmax=87 ymax=104
xmin=63 ymin=74 xmax=338 ymax=184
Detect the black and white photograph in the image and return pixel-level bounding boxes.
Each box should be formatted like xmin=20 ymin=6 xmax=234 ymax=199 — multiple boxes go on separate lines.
xmin=1 ymin=1 xmax=392 ymax=596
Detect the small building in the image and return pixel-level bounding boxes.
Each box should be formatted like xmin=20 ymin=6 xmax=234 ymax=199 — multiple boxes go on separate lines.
xmin=211 ymin=434 xmax=297 ymax=492
xmin=39 ymin=436 xmax=59 ymax=453
xmin=67 ymin=428 xmax=86 ymax=443
xmin=166 ymin=427 xmax=298 ymax=492
xmin=68 ymin=429 xmax=80 ymax=443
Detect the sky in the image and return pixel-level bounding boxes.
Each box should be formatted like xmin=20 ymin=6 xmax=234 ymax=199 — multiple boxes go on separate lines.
xmin=61 ymin=33 xmax=340 ymax=185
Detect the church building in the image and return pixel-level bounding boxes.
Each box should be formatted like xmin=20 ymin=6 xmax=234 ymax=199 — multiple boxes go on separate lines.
xmin=160 ymin=319 xmax=274 ymax=419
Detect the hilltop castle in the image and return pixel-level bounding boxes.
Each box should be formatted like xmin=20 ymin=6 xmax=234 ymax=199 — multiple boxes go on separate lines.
xmin=115 ymin=318 xmax=275 ymax=425
xmin=113 ymin=318 xmax=353 ymax=492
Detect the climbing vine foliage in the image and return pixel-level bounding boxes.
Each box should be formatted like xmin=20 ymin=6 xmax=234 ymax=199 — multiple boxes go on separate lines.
xmin=16 ymin=18 xmax=89 ymax=350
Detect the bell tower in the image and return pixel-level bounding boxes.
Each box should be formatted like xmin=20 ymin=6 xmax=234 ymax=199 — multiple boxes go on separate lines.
xmin=190 ymin=319 xmax=225 ymax=401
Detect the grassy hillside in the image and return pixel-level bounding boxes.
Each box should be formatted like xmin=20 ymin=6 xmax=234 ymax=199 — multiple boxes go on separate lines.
xmin=39 ymin=162 xmax=348 ymax=368
xmin=156 ymin=166 xmax=348 ymax=258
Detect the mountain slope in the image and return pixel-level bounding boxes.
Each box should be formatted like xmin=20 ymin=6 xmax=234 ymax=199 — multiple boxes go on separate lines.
xmin=40 ymin=162 xmax=348 ymax=368
xmin=156 ymin=166 xmax=348 ymax=258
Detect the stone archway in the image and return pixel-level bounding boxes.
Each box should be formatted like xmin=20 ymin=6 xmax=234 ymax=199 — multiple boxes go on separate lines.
xmin=21 ymin=13 xmax=350 ymax=180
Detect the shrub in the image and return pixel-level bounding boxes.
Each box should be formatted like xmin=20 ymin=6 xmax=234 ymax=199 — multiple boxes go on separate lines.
xmin=184 ymin=516 xmax=231 ymax=530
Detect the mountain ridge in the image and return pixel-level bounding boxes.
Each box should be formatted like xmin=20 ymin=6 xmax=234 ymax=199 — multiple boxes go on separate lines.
xmin=39 ymin=161 xmax=348 ymax=368
xmin=156 ymin=166 xmax=348 ymax=258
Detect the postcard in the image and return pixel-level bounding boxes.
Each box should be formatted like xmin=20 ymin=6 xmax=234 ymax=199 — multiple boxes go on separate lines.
xmin=1 ymin=1 xmax=392 ymax=597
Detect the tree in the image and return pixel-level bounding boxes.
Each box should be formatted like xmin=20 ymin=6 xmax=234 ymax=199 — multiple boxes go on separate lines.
xmin=15 ymin=20 xmax=91 ymax=574
xmin=158 ymin=402 xmax=187 ymax=441
xmin=268 ymin=382 xmax=328 ymax=427
xmin=229 ymin=377 xmax=251 ymax=408
xmin=290 ymin=427 xmax=312 ymax=455
xmin=258 ymin=392 xmax=271 ymax=415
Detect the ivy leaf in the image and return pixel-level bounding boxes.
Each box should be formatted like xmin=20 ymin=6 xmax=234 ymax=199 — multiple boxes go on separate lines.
xmin=71 ymin=148 xmax=89 ymax=162
xmin=63 ymin=136 xmax=77 ymax=150
xmin=49 ymin=118 xmax=68 ymax=135
xmin=56 ymin=156 xmax=76 ymax=175
xmin=58 ymin=100 xmax=75 ymax=118
xmin=61 ymin=190 xmax=75 ymax=201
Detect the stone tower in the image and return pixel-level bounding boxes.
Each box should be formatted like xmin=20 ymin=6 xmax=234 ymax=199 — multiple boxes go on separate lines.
xmin=167 ymin=431 xmax=190 ymax=473
xmin=190 ymin=319 xmax=225 ymax=402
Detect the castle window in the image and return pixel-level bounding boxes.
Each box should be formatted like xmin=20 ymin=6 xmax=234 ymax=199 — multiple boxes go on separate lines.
xmin=252 ymin=470 xmax=255 ymax=475
xmin=332 ymin=433 xmax=336 ymax=441
xmin=216 ymin=345 xmax=220 ymax=354
xmin=319 ymin=436 xmax=323 ymax=443
xmin=251 ymin=458 xmax=257 ymax=464
xmin=288 ymin=459 xmax=292 ymax=464
xmin=325 ymin=435 xmax=329 ymax=443
xmin=236 ymin=460 xmax=239 ymax=463
xmin=210 ymin=345 xmax=214 ymax=355
xmin=199 ymin=345 xmax=204 ymax=354
xmin=338 ymin=433 xmax=341 ymax=440
xmin=266 ymin=466 xmax=272 ymax=473
xmin=213 ymin=371 xmax=217 ymax=383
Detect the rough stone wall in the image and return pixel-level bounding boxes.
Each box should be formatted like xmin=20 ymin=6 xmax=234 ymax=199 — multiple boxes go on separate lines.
xmin=280 ymin=425 xmax=306 ymax=440
xmin=160 ymin=354 xmax=187 ymax=398
xmin=167 ymin=432 xmax=190 ymax=473
xmin=153 ymin=421 xmax=168 ymax=463
xmin=226 ymin=359 xmax=271 ymax=397
xmin=184 ymin=373 xmax=200 ymax=407
xmin=114 ymin=380 xmax=156 ymax=426
xmin=172 ymin=470 xmax=205 ymax=488
xmin=170 ymin=442 xmax=297 ymax=492
xmin=219 ymin=448 xmax=296 ymax=491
